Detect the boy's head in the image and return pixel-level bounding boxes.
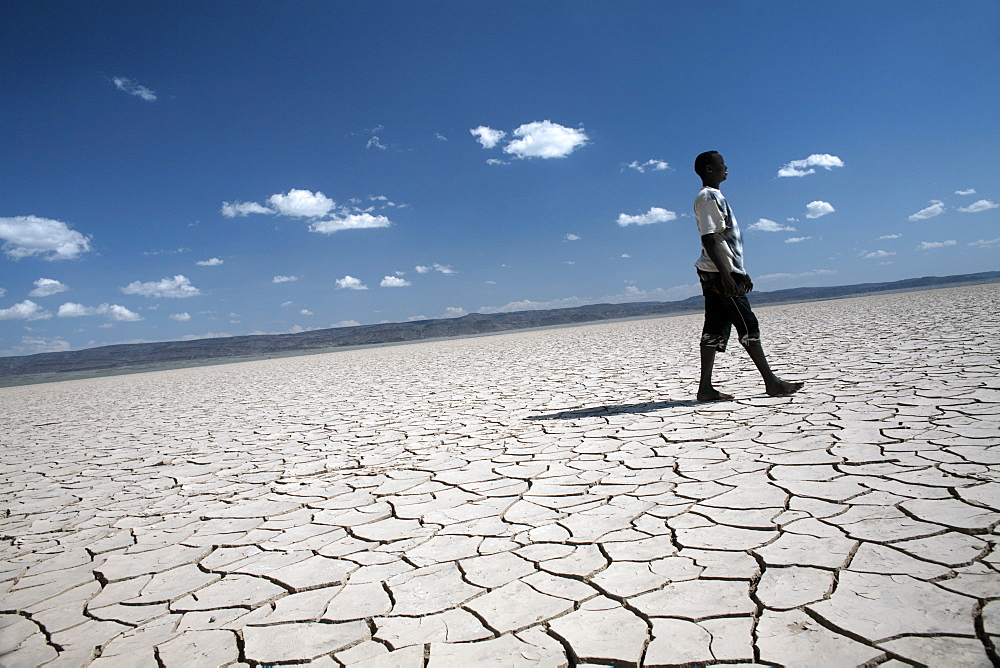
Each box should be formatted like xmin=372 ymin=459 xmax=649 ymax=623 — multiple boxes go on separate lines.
xmin=694 ymin=151 xmax=727 ymax=184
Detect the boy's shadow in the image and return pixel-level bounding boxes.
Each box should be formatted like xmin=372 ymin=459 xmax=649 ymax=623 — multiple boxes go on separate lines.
xmin=527 ymin=399 xmax=704 ymax=420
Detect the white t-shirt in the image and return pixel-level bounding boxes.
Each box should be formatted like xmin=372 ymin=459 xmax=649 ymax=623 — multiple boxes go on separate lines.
xmin=694 ymin=186 xmax=746 ymax=274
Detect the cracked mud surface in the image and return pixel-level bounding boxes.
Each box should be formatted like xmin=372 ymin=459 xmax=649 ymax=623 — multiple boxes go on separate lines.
xmin=2 ymin=283 xmax=999 ymax=667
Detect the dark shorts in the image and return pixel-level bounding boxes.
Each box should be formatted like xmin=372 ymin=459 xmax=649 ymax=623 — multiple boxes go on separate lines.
xmin=698 ymin=270 xmax=761 ymax=352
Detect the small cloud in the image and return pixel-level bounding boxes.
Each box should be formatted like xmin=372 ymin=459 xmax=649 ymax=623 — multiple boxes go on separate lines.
xmin=299 ymin=309 xmax=314 ymax=316
xmin=916 ymin=240 xmax=957 ymax=250
xmin=805 ymin=201 xmax=835 ymax=219
xmin=335 ymin=275 xmax=367 ymax=290
xmin=969 ymin=237 xmax=1000 ymax=248
xmin=0 ymin=215 xmax=92 ymax=260
xmin=220 ymin=201 xmax=273 ymax=218
xmin=486 ymin=158 xmax=509 ymax=166
xmin=29 ymin=278 xmax=69 ymax=297
xmin=273 ymin=275 xmax=299 ymax=283
xmin=366 ymin=135 xmax=387 ymax=150
xmin=617 ymin=207 xmax=677 ymax=227
xmin=170 ymin=312 xmax=191 ymax=322
xmin=331 ymin=320 xmax=361 ymax=328
xmin=0 ymin=300 xmax=51 ymax=321
xmin=444 ymin=307 xmax=467 ymax=317
xmin=196 ymin=257 xmax=223 ymax=266
xmin=785 ymin=236 xmax=812 ymax=243
xmin=564 ymin=233 xmax=581 ymax=241
xmin=122 ymin=274 xmax=202 ymax=298
xmin=0 ymin=287 xmax=6 ymax=297
xmin=778 ymin=153 xmax=844 ymax=177
xmin=908 ymin=200 xmax=945 ymax=221
xmin=957 ymin=199 xmax=999 ymax=213
xmin=749 ymin=218 xmax=796 ymax=232
xmin=280 ymin=301 xmax=294 ymax=307
xmin=470 ymin=126 xmax=507 ymax=149
xmin=407 ymin=315 xmax=428 ymax=321
xmin=310 ymin=213 xmax=392 ymax=234
xmin=436 ymin=133 xmax=448 ymax=141
xmin=58 ymin=302 xmax=142 ymax=321
xmin=955 ymin=188 xmax=977 ymax=196
xmin=504 ymin=120 xmax=588 ymax=159
xmin=621 ymin=253 xmax=631 ymax=258
xmin=878 ymin=234 xmax=902 ymax=240
xmin=112 ymin=76 xmax=156 ymax=101
xmin=862 ymin=250 xmax=895 ymax=259
xmin=380 ymin=276 xmax=411 ymax=287
xmin=268 ymin=189 xmax=336 ymax=218
xmin=415 ymin=264 xmax=455 ymax=274
xmin=626 ymin=159 xmax=670 ymax=173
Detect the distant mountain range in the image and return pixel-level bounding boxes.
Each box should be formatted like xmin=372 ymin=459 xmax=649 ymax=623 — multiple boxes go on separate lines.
xmin=2 ymin=271 xmax=997 ymax=384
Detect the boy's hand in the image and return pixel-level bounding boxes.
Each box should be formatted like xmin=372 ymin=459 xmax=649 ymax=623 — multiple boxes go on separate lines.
xmin=721 ymin=273 xmax=739 ymax=297
xmin=745 ymin=275 xmax=753 ymax=293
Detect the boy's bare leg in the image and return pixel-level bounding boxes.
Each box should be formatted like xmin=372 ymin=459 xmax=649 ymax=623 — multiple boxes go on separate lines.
xmin=743 ymin=342 xmax=804 ymax=396
xmin=697 ymin=346 xmax=734 ymax=401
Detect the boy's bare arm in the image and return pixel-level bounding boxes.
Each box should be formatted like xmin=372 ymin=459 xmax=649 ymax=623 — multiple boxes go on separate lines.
xmin=701 ymin=233 xmax=739 ymax=296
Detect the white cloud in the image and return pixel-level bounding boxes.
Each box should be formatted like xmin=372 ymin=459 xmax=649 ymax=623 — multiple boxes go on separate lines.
xmin=170 ymin=312 xmax=191 ymax=321
xmin=407 ymin=315 xmax=428 ymax=321
xmin=879 ymin=233 xmax=902 ymax=240
xmin=785 ymin=236 xmax=812 ymax=243
xmin=955 ymin=188 xmax=977 ymax=196
xmin=122 ymin=274 xmax=202 ymax=298
xmin=309 ymin=213 xmax=392 ymax=234
xmin=331 ymin=320 xmax=361 ymax=328
xmin=366 ymin=136 xmax=387 ymax=150
xmin=7 ymin=336 xmax=71 ymax=355
xmin=436 ymin=133 xmax=448 ymax=141
xmin=57 ymin=302 xmax=142 ymax=321
xmin=957 ymin=199 xmax=999 ymax=213
xmin=778 ymin=153 xmax=845 ymax=177
xmin=0 ymin=300 xmax=50 ymax=321
xmin=196 ymin=257 xmax=223 ymax=266
xmin=749 ymin=218 xmax=796 ymax=232
xmin=805 ymin=201 xmax=835 ymax=219
xmin=273 ymin=275 xmax=299 ymax=283
xmin=917 ymin=240 xmax=957 ymax=250
xmin=299 ymin=309 xmax=314 ymax=316
xmin=503 ymin=121 xmax=589 ymax=159
xmin=0 ymin=215 xmax=92 ymax=260
xmin=29 ymin=278 xmax=69 ymax=297
xmin=486 ymin=158 xmax=509 ymax=166
xmin=335 ymin=275 xmax=367 ymax=290
xmin=564 ymin=233 xmax=581 ymax=241
xmin=380 ymin=276 xmax=411 ymax=287
xmin=621 ymin=254 xmax=631 ymax=258
xmin=755 ymin=269 xmax=837 ymax=282
xmin=969 ymin=238 xmax=1000 ymax=248
xmin=444 ymin=307 xmax=467 ymax=317
xmin=626 ymin=159 xmax=670 ymax=173
xmin=616 ymin=207 xmax=677 ymax=227
xmin=415 ymin=263 xmax=455 ymax=274
xmin=112 ymin=76 xmax=156 ymax=101
xmin=268 ymin=189 xmax=336 ymax=218
xmin=220 ymin=201 xmax=273 ymax=218
xmin=470 ymin=126 xmax=507 ymax=149
xmin=0 ymin=287 xmax=6 ymax=297
xmin=863 ymin=250 xmax=895 ymax=259
xmin=908 ymin=200 xmax=945 ymax=221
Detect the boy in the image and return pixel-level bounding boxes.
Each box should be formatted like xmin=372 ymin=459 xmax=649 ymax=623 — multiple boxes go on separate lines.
xmin=693 ymin=150 xmax=803 ymax=401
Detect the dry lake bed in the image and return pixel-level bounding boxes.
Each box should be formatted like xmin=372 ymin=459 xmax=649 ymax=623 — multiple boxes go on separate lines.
xmin=2 ymin=283 xmax=999 ymax=667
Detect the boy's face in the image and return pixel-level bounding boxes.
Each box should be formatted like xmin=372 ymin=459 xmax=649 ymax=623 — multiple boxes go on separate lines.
xmin=707 ymin=154 xmax=728 ymax=183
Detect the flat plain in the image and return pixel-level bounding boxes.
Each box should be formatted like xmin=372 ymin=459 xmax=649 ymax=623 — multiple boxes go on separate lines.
xmin=2 ymin=283 xmax=999 ymax=667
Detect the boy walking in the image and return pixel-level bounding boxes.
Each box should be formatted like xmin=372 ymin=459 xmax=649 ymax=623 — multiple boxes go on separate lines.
xmin=693 ymin=151 xmax=803 ymax=400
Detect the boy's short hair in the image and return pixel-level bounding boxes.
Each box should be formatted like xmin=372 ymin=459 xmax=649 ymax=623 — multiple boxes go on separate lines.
xmin=694 ymin=151 xmax=720 ymax=178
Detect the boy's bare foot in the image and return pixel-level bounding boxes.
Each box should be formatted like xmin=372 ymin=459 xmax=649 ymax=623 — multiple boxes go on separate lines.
xmin=697 ymin=389 xmax=735 ymax=401
xmin=766 ymin=379 xmax=804 ymax=397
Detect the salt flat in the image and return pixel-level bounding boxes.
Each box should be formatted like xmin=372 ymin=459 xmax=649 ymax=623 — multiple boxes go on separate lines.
xmin=2 ymin=283 xmax=999 ymax=667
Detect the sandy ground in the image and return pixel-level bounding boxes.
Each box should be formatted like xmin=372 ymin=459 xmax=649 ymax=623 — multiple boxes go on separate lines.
xmin=2 ymin=283 xmax=998 ymax=667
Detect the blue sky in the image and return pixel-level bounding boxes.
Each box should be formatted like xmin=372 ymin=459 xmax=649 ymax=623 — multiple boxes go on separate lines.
xmin=2 ymin=1 xmax=999 ymax=356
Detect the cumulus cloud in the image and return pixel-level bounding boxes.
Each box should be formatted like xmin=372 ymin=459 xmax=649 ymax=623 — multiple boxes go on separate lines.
xmin=221 ymin=201 xmax=273 ymax=218
xmin=908 ymin=200 xmax=945 ymax=221
xmin=778 ymin=153 xmax=845 ymax=177
xmin=122 ymin=274 xmax=202 ymax=298
xmin=268 ymin=189 xmax=336 ymax=218
xmin=196 ymin=257 xmax=223 ymax=266
xmin=299 ymin=309 xmax=314 ymax=316
xmin=170 ymin=312 xmax=191 ymax=322
xmin=415 ymin=264 xmax=455 ymax=274
xmin=626 ymin=159 xmax=670 ymax=173
xmin=955 ymin=188 xmax=977 ymax=196
xmin=112 ymin=76 xmax=156 ymax=101
xmin=0 ymin=216 xmax=92 ymax=260
xmin=617 ymin=207 xmax=677 ymax=227
xmin=0 ymin=300 xmax=50 ymax=320
xmin=444 ymin=307 xmax=467 ymax=317
xmin=335 ymin=275 xmax=367 ymax=290
xmin=309 ymin=213 xmax=392 ymax=234
xmin=331 ymin=320 xmax=361 ymax=327
xmin=805 ymin=201 xmax=835 ymax=219
xmin=57 ymin=302 xmax=142 ymax=321
xmin=785 ymin=236 xmax=812 ymax=243
xmin=470 ymin=126 xmax=506 ymax=149
xmin=273 ymin=275 xmax=299 ymax=283
xmin=917 ymin=240 xmax=957 ymax=250
xmin=957 ymin=199 xmax=999 ymax=213
xmin=504 ymin=121 xmax=588 ymax=159
xmin=7 ymin=336 xmax=71 ymax=355
xmin=564 ymin=233 xmax=581 ymax=241
xmin=749 ymin=218 xmax=796 ymax=232
xmin=29 ymin=278 xmax=69 ymax=297
xmin=380 ymin=276 xmax=411 ymax=287
xmin=969 ymin=238 xmax=1000 ymax=248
